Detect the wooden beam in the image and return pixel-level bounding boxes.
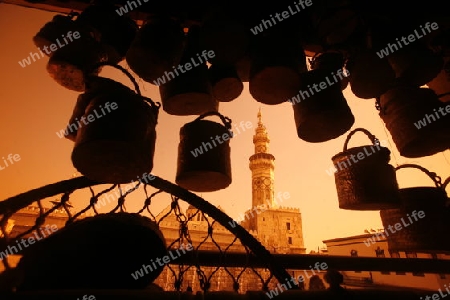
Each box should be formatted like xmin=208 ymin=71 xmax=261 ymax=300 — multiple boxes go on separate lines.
xmin=172 ymin=251 xmax=450 ymax=274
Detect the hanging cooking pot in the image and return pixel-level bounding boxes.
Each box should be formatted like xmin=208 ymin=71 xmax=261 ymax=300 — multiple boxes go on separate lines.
xmin=313 ymin=5 xmax=360 ymax=46
xmin=126 ymin=16 xmax=184 ymax=84
xmin=199 ymin=7 xmax=248 ymax=65
xmin=292 ymin=54 xmax=354 ymax=143
xmin=63 ymin=75 xmax=135 ymax=142
xmin=76 ymin=3 xmax=138 ymax=64
xmin=378 ymin=84 xmax=450 ymax=158
xmin=387 ymin=42 xmax=443 ymax=86
xmin=176 ymin=111 xmax=233 ymax=192
xmin=16 ymin=213 xmax=167 ymax=290
xmin=159 ymin=25 xmax=218 ymax=115
xmin=249 ymin=30 xmax=306 ymax=105
xmin=346 ymin=50 xmax=396 ymax=99
xmin=34 ymin=11 xmax=109 ymax=92
xmin=71 ymin=63 xmax=160 ymax=184
xmin=380 ymin=164 xmax=450 ymax=253
xmin=208 ymin=63 xmax=243 ymax=102
xmin=32 ymin=12 xmax=90 ymax=57
xmin=331 ymin=128 xmax=400 ymax=210
xmin=310 ymin=51 xmax=349 ymax=90
xmin=427 ymin=29 xmax=450 ymax=102
xmin=427 ymin=56 xmax=450 ymax=102
xmin=46 ymin=27 xmax=108 ymax=92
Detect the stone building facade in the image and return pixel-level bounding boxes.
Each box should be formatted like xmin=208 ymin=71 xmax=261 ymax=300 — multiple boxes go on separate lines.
xmin=323 ymin=233 xmax=450 ymax=291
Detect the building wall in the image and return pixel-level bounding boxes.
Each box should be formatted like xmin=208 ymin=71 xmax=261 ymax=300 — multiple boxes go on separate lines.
xmin=252 ymin=208 xmax=305 ymax=254
xmin=323 ymin=233 xmax=450 ymax=291
xmin=8 ymin=206 xmax=69 ymax=238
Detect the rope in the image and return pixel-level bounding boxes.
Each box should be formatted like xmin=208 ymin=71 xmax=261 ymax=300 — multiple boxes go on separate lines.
xmin=85 ymin=62 xmax=161 ymax=109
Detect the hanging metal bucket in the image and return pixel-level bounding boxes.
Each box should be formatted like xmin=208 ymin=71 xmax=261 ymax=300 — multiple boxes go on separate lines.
xmin=427 ymin=56 xmax=450 ymax=102
xmin=199 ymin=8 xmax=248 ymax=65
xmin=64 ymin=76 xmax=135 ymax=142
xmin=380 ymin=164 xmax=450 ymax=253
xmin=208 ymin=63 xmax=243 ymax=102
xmin=387 ymin=43 xmax=443 ymax=86
xmin=249 ymin=32 xmax=306 ymax=105
xmin=45 ymin=20 xmax=109 ymax=93
xmin=378 ymin=85 xmax=450 ymax=158
xmin=346 ymin=50 xmax=396 ymax=99
xmin=126 ymin=16 xmax=184 ymax=84
xmin=71 ymin=63 xmax=160 ymax=184
xmin=292 ymin=56 xmax=354 ymax=142
xmin=312 ymin=5 xmax=360 ymax=46
xmin=64 ymin=92 xmax=94 ymax=142
xmin=331 ymin=128 xmax=400 ymax=210
xmin=310 ymin=51 xmax=349 ymax=90
xmin=159 ymin=26 xmax=218 ymax=115
xmin=176 ymin=112 xmax=233 ymax=192
xmin=235 ymin=52 xmax=251 ymax=83
xmin=32 ymin=12 xmax=88 ymax=57
xmin=76 ymin=3 xmax=138 ymax=64
xmin=445 ymin=176 xmax=450 ymax=234
xmin=16 ymin=213 xmax=167 ymax=290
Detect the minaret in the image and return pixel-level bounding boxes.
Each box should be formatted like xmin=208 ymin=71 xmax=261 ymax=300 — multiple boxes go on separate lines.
xmin=249 ymin=109 xmax=277 ymax=209
xmin=243 ymin=110 xmax=306 ymax=254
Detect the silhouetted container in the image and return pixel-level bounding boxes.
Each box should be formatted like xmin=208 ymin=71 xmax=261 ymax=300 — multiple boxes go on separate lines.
xmin=347 ymin=50 xmax=396 ymax=99
xmin=16 ymin=213 xmax=167 ymax=290
xmin=378 ymin=85 xmax=450 ymax=158
xmin=126 ymin=16 xmax=184 ymax=83
xmin=332 ymin=128 xmax=400 ymax=210
xmin=46 ymin=36 xmax=108 ymax=92
xmin=235 ymin=52 xmax=251 ymax=82
xmin=292 ymin=67 xmax=354 ymax=143
xmin=176 ymin=112 xmax=233 ymax=192
xmin=388 ymin=43 xmax=443 ymax=86
xmin=310 ymin=51 xmax=349 ymax=90
xmin=76 ymin=3 xmax=138 ymax=64
xmin=64 ymin=92 xmax=95 ymax=142
xmin=71 ymin=64 xmax=160 ymax=183
xmin=380 ymin=164 xmax=450 ymax=253
xmin=313 ymin=6 xmax=360 ymax=46
xmin=249 ymin=33 xmax=306 ymax=105
xmin=199 ymin=8 xmax=248 ymax=65
xmin=427 ymin=56 xmax=450 ymax=102
xmin=32 ymin=13 xmax=86 ymax=57
xmin=159 ymin=26 xmax=218 ymax=115
xmin=208 ymin=64 xmax=243 ymax=102
xmin=64 ymin=76 xmax=133 ymax=142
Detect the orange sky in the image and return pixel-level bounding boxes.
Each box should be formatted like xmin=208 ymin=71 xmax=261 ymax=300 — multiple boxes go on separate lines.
xmin=1 ymin=3 xmax=449 ymax=252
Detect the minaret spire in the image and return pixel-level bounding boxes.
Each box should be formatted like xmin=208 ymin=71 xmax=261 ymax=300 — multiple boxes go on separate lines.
xmin=249 ymin=110 xmax=276 ymax=214
xmin=253 ymin=108 xmax=270 ymax=154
